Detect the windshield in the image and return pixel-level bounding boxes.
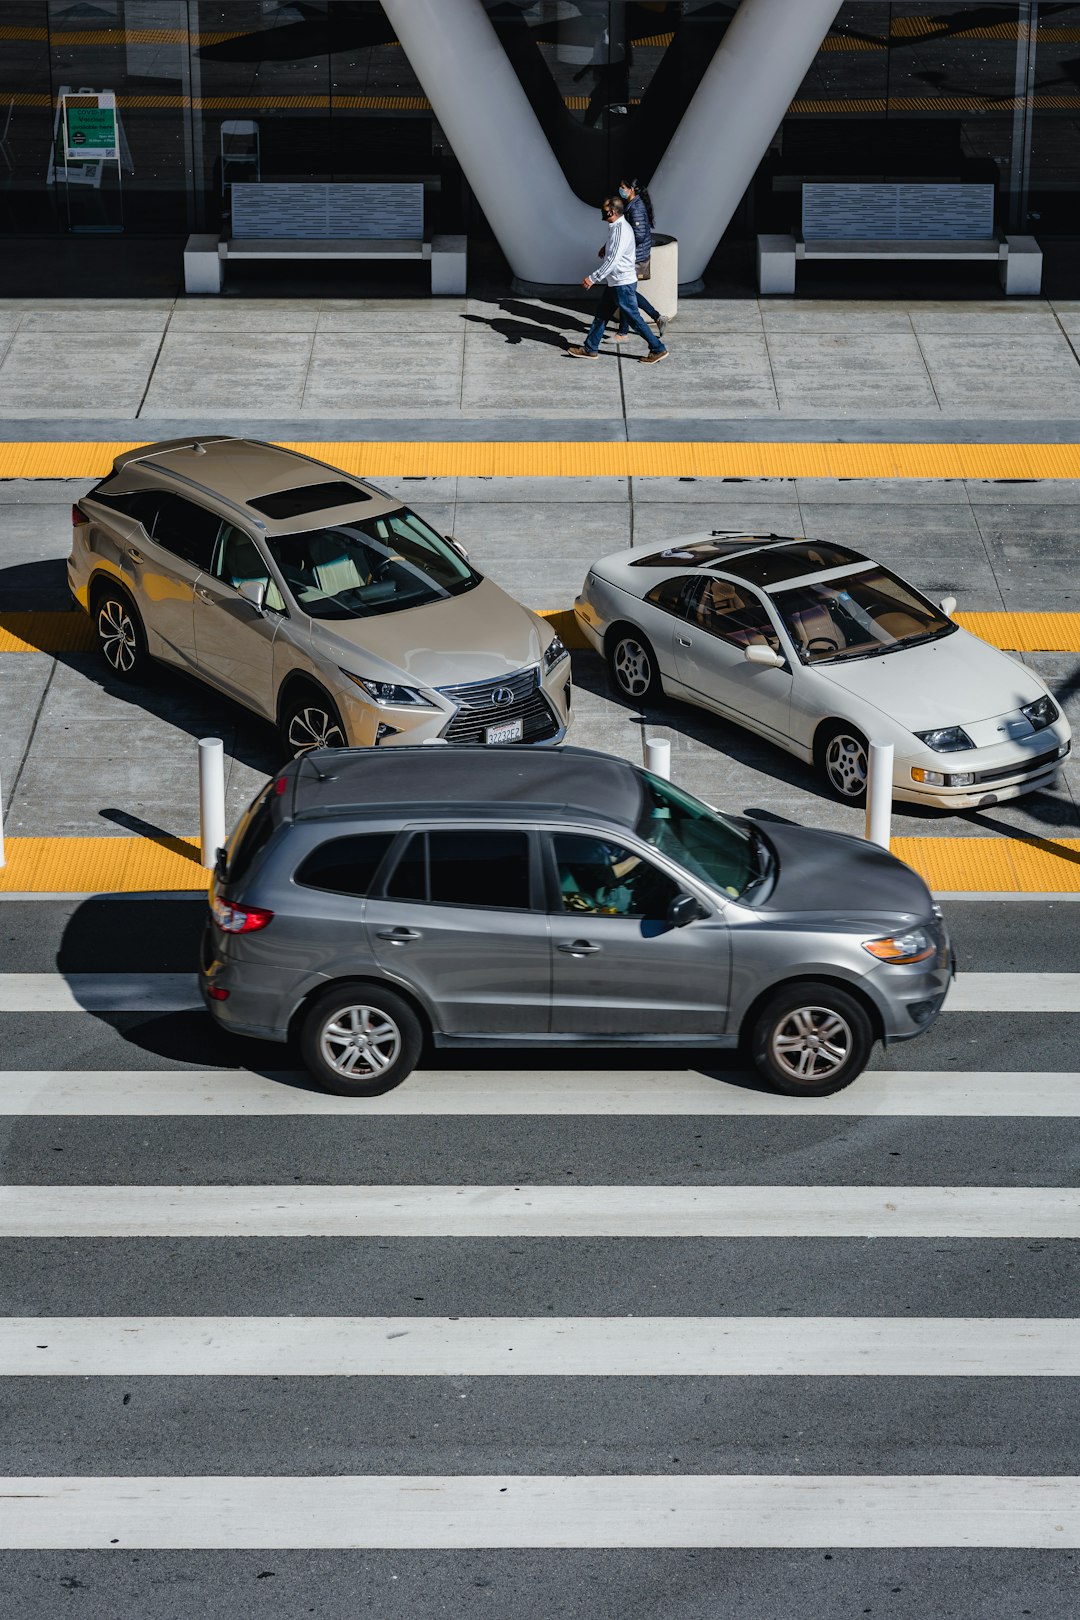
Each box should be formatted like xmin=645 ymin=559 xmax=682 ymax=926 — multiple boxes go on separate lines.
xmin=263 ymin=509 xmax=480 ymax=620
xmin=772 ymin=565 xmax=955 ymax=664
xmin=636 ymin=772 xmax=758 ymax=899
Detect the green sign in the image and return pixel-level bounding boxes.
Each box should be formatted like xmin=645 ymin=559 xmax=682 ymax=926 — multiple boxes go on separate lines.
xmin=65 ymin=104 xmax=117 ymax=161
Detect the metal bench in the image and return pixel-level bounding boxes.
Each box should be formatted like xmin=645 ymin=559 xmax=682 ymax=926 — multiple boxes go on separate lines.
xmin=757 ymin=183 xmax=1041 ymax=296
xmin=184 ymin=181 xmax=466 ymax=295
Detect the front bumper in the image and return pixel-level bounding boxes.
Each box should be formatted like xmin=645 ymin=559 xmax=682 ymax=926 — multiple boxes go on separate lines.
xmin=894 ymin=726 xmax=1071 ymax=809
xmin=335 ymin=659 xmax=573 ymax=748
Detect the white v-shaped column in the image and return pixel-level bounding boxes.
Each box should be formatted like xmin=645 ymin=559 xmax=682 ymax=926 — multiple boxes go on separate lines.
xmin=382 ymin=0 xmax=840 ymax=284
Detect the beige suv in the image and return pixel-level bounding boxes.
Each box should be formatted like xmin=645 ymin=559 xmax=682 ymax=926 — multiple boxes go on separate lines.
xmin=69 ymin=437 xmax=571 ymax=754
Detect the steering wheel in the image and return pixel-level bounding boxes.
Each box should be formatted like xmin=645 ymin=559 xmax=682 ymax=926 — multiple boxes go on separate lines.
xmin=805 ymin=636 xmax=839 ymax=654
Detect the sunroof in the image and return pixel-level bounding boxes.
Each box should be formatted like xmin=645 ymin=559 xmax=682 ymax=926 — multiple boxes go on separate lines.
xmin=248 ymin=481 xmax=371 ymax=519
xmin=628 ymin=536 xmax=786 ymax=569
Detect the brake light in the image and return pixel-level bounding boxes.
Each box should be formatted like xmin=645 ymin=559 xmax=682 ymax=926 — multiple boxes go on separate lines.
xmin=211 ymin=896 xmax=274 ymax=934
xmin=72 ymin=505 xmax=89 ymax=527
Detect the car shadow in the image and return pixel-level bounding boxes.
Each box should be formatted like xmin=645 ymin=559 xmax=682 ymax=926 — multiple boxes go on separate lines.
xmin=0 ymin=557 xmax=74 ymax=610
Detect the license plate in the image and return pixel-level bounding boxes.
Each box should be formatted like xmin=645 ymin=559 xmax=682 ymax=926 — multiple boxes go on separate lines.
xmin=485 ymin=717 xmax=523 ymax=745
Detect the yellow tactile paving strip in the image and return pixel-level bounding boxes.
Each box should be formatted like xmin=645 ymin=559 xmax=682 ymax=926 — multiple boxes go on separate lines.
xmin=8 ymin=440 xmax=1080 ymax=482
xmin=4 ymin=609 xmax=1075 ymax=657
xmin=0 ymin=835 xmax=1076 ymax=896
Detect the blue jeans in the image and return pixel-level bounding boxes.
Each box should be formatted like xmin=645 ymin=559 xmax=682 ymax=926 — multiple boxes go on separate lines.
xmin=585 ymin=283 xmax=664 ymax=354
xmin=618 ymin=279 xmax=660 ymax=331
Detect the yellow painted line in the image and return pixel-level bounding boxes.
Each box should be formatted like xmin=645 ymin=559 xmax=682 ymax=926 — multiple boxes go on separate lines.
xmin=0 ymin=838 xmax=207 ymax=894
xmin=0 ymin=835 xmax=1076 ymax=896
xmin=9 ymin=441 xmax=1080 ymax=483
xmin=4 ymin=610 xmax=1079 ymax=657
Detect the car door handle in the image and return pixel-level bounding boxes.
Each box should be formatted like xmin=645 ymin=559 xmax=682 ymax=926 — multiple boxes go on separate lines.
xmin=126 ymin=547 xmax=144 ymax=564
xmin=196 ymin=586 xmax=215 ymax=603
xmin=676 ymin=636 xmax=692 ymax=647
xmin=557 ymin=940 xmax=601 ymax=955
xmin=376 ymin=927 xmax=422 ymax=943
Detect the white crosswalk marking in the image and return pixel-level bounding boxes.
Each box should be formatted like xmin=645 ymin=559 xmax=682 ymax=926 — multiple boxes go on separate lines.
xmin=2 ymin=1315 xmax=1078 ymax=1377
xmin=0 ymin=970 xmax=1077 ymax=1014
xmin=2 ymin=1183 xmax=1078 ymax=1238
xmin=1 ymin=1474 xmax=1078 ymax=1549
xmin=0 ymin=1067 xmax=1076 ymax=1115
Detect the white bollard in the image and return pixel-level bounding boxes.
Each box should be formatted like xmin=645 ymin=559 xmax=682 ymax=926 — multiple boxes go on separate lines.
xmin=645 ymin=737 xmax=671 ymax=780
xmin=0 ymin=766 xmax=5 ymax=869
xmin=864 ymin=741 xmax=894 ymax=849
xmin=198 ymin=737 xmax=226 ymax=870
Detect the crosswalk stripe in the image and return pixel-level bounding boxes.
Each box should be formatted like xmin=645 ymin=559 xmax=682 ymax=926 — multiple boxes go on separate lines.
xmin=0 ymin=1068 xmax=1076 ymax=1116
xmin=0 ymin=1474 xmax=1077 ymax=1548
xmin=2 ymin=1185 xmax=1077 ymax=1238
xmin=0 ymin=974 xmax=201 ymax=1013
xmin=0 ymin=971 xmax=1077 ymax=1014
xmin=2 ymin=1316 xmax=1077 ymax=1377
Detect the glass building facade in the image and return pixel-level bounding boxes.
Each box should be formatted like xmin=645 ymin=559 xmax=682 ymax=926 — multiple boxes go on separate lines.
xmin=2 ymin=1 xmax=1078 ymax=285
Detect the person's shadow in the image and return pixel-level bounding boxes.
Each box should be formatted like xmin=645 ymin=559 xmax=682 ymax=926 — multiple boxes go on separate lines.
xmin=462 ymin=298 xmax=593 ymax=347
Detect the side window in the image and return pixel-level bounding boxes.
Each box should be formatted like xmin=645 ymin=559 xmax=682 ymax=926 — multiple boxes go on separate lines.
xmin=687 ymin=579 xmax=780 ymax=651
xmin=644 ymin=575 xmax=695 ymax=617
xmin=551 ymin=833 xmax=680 ymax=920
xmin=383 ymin=830 xmax=531 ymax=910
xmin=152 ymin=492 xmax=222 ymax=571
xmin=213 ymin=523 xmax=285 ymax=612
xmin=91 ymin=488 xmax=162 ymax=535
xmin=295 ymin=832 xmax=395 ymax=897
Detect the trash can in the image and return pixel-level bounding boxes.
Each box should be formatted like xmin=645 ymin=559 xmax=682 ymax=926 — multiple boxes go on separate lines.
xmin=648 ymin=234 xmax=678 ymax=323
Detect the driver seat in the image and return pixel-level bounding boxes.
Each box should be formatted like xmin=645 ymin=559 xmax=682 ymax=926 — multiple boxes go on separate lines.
xmin=788 ymin=602 xmax=844 ymax=656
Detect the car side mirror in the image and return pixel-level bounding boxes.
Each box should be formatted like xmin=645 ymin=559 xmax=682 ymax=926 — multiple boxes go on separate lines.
xmin=238 ymin=580 xmax=267 ymax=612
xmin=667 ymin=892 xmax=705 ymax=928
xmin=744 ymin=644 xmax=785 ymax=668
xmin=448 ymin=536 xmax=469 ymax=560
xmin=939 ymin=595 xmax=957 ymax=618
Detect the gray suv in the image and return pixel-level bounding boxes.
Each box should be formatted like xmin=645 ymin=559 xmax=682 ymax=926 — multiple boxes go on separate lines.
xmin=201 ymin=746 xmax=953 ymax=1098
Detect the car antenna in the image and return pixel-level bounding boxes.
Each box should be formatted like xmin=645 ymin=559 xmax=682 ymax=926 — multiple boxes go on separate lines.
xmin=191 ymin=441 xmax=207 ymax=454
xmin=299 ymin=751 xmax=337 ymax=785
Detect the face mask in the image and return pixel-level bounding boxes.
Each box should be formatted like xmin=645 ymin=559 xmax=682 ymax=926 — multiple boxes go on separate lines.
xmin=618 ymin=186 xmax=630 ymax=199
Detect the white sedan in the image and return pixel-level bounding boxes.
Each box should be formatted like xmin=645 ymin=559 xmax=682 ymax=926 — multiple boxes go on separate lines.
xmin=574 ymin=533 xmax=1071 ymax=809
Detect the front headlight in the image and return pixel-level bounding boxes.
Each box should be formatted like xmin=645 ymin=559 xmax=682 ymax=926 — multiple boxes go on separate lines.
xmin=913 ymin=726 xmax=975 ymax=753
xmin=1021 ymin=695 xmax=1059 ymax=732
xmin=543 ymin=634 xmax=570 ymax=674
xmin=862 ymin=927 xmax=936 ymax=965
xmin=341 ymin=671 xmax=437 ymax=708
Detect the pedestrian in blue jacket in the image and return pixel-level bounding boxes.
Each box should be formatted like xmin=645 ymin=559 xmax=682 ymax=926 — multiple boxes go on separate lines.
xmin=612 ymin=178 xmax=665 ymax=341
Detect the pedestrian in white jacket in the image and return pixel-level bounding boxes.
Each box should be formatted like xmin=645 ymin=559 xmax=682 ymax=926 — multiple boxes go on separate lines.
xmin=567 ymin=198 xmax=668 ymax=363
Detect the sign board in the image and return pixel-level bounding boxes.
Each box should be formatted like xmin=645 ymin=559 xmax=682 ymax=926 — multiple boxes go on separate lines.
xmin=64 ymin=100 xmax=118 ymax=161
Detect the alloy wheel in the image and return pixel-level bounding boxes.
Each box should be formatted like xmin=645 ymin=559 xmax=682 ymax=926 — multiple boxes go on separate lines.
xmin=769 ymin=1004 xmax=853 ymax=1084
xmin=320 ymin=1004 xmax=402 ymax=1079
xmin=613 ymin=636 xmax=653 ymax=699
xmin=824 ymin=732 xmax=868 ymax=799
xmin=98 ymin=599 xmax=137 ymax=674
xmin=286 ymin=704 xmax=346 ymax=754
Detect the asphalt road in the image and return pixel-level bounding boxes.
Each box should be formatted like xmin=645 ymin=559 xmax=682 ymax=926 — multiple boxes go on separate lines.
xmin=0 ymin=895 xmax=1077 ymax=1618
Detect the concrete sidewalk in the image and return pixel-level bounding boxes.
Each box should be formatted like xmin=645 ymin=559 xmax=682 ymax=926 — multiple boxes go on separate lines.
xmin=2 ymin=294 xmax=1080 ymax=432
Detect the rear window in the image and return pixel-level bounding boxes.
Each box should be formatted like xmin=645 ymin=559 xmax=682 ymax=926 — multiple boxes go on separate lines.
xmin=722 ymin=542 xmax=868 ymax=587
xmin=295 ymin=832 xmax=395 ymax=897
xmin=226 ymin=784 xmax=276 ymax=884
xmin=629 ymin=537 xmax=781 ymax=568
xmin=248 ymin=482 xmax=371 ymax=519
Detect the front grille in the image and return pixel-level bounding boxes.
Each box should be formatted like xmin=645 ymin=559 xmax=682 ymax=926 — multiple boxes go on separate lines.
xmin=437 ymin=665 xmax=559 ymax=745
xmin=973 ymin=745 xmax=1061 ymax=786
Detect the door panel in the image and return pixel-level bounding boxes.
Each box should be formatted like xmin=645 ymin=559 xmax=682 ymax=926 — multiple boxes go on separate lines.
xmin=193 ymin=524 xmax=283 ymax=716
xmin=547 ymin=832 xmax=730 ymax=1035
xmin=121 ymin=533 xmax=199 ymax=669
xmin=366 ymin=829 xmax=551 ymax=1034
xmin=675 ymin=577 xmax=793 ymax=741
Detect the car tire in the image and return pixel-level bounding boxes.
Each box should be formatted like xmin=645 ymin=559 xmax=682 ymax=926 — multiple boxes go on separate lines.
xmin=300 ymin=982 xmax=423 ymax=1097
xmin=816 ymin=721 xmax=870 ymax=806
xmin=607 ymin=626 xmax=661 ymax=703
xmin=750 ymin=980 xmax=874 ymax=1096
xmin=92 ymin=584 xmax=147 ymax=680
xmin=279 ymin=687 xmax=348 ymax=757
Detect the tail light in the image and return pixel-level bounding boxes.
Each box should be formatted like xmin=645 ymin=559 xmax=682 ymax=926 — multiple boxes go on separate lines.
xmin=72 ymin=504 xmax=89 ymax=527
xmin=211 ymin=896 xmax=274 ymax=934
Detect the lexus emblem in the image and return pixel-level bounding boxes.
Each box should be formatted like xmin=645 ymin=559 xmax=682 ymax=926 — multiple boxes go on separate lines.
xmin=490 ymin=687 xmax=515 ymax=707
